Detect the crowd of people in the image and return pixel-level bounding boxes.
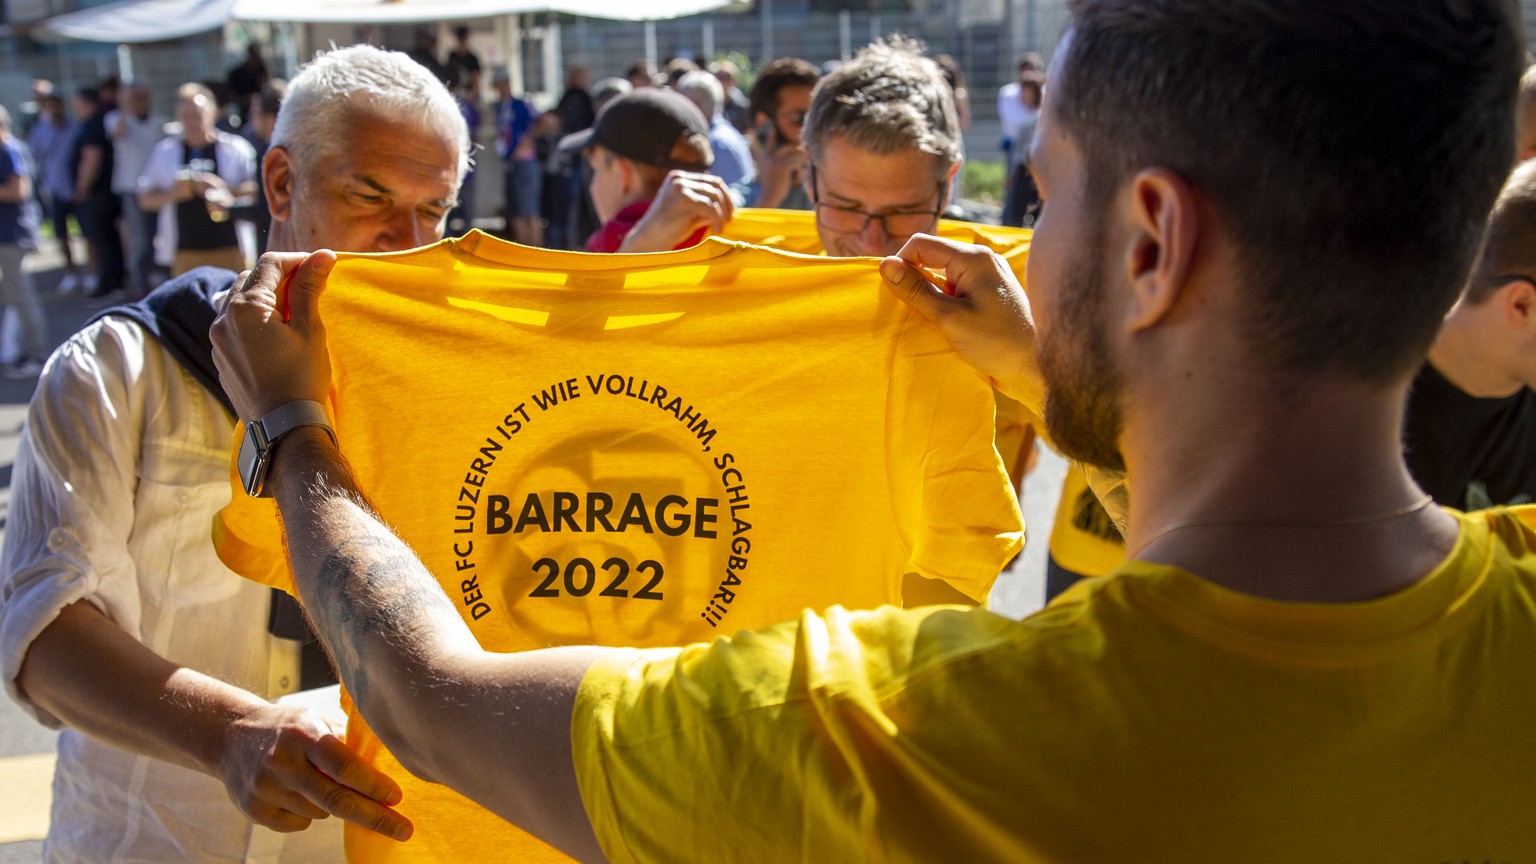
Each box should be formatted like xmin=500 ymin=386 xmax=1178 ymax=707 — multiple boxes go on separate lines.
xmin=3 ymin=0 xmax=1536 ymax=860
xmin=0 ymin=62 xmax=288 ymax=379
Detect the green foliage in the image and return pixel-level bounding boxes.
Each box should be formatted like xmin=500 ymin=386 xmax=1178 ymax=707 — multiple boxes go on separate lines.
xmin=962 ymin=159 xmax=1007 ymax=206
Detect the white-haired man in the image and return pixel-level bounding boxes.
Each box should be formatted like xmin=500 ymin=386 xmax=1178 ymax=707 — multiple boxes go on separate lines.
xmin=1 ymin=44 xmax=466 ymax=862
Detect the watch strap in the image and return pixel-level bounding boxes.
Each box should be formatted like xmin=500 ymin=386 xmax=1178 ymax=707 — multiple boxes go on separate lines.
xmin=254 ymin=400 xmax=336 ymax=447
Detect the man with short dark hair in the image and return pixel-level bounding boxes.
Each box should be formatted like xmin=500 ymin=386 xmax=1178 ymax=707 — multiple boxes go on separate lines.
xmin=211 ymin=1 xmax=1536 ymax=859
xmin=744 ymin=56 xmax=819 ymax=209
xmin=1405 ymin=158 xmax=1536 ymax=510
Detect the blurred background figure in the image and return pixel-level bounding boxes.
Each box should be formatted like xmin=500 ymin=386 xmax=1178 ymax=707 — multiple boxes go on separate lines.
xmin=26 ymin=90 xmax=82 ymax=293
xmin=0 ymin=105 xmax=46 ymax=378
xmin=934 ymin=54 xmax=971 ymax=218
xmin=677 ymin=69 xmax=754 ymax=193
xmin=710 ymin=59 xmax=752 ymax=133
xmin=242 ymin=79 xmax=286 ymax=254
xmin=625 ymin=60 xmax=657 ymax=90
xmin=999 ymin=71 xmax=1043 ymax=227
xmin=225 ymin=44 xmax=269 ymax=128
xmin=443 ymin=25 xmax=481 ymax=94
xmin=137 ymin=83 xmax=257 ymax=276
xmin=493 ymin=68 xmax=544 ymax=247
xmin=71 ymin=85 xmax=122 ymax=298
xmin=108 ymin=83 xmax=164 ymax=297
xmin=745 ymin=57 xmax=819 ymax=209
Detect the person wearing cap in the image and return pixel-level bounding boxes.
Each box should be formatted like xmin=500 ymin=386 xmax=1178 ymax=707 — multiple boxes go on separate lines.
xmin=561 ymin=88 xmax=734 ymax=254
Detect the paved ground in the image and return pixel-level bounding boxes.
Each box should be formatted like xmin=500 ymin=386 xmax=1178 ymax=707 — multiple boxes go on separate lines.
xmin=0 ymin=235 xmax=1059 ymax=860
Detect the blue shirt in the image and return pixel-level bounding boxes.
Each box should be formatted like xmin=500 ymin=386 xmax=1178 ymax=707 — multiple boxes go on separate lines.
xmin=0 ymin=137 xmax=40 ymax=248
xmin=707 ymin=114 xmax=755 ymax=189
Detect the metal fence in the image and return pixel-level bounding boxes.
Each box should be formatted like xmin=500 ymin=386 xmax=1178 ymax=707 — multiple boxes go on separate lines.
xmin=554 ymin=3 xmax=1071 ymax=132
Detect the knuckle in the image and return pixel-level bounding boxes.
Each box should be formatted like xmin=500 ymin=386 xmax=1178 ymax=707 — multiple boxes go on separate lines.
xmin=320 ymin=784 xmax=357 ymax=818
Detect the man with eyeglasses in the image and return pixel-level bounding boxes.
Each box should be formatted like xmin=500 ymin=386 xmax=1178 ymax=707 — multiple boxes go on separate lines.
xmin=1403 ymin=157 xmax=1536 ymax=510
xmin=635 ymin=38 xmax=961 ymax=262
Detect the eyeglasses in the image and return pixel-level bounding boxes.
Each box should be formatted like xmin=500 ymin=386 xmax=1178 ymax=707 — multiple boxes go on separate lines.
xmin=808 ymin=163 xmax=945 ymax=238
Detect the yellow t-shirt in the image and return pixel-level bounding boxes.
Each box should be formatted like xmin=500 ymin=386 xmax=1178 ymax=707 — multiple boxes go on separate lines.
xmin=213 ymin=230 xmax=1023 ymax=862
xmin=1048 ymin=463 xmax=1126 ymax=578
xmin=576 ymin=506 xmax=1536 ymax=862
xmin=719 ymin=208 xmax=1043 ymax=482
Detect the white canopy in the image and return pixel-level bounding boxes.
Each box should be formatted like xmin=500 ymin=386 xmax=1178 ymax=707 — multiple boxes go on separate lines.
xmin=36 ymin=0 xmax=235 ymax=43
xmin=35 ymin=0 xmax=748 ymax=43
xmin=230 ymin=0 xmax=747 ymax=24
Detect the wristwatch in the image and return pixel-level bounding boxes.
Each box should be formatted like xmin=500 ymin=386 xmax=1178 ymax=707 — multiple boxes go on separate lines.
xmin=237 ymin=400 xmax=337 ymax=498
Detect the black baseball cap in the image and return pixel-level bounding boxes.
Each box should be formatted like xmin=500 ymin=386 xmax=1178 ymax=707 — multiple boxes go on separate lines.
xmin=558 ymin=88 xmax=711 ymax=171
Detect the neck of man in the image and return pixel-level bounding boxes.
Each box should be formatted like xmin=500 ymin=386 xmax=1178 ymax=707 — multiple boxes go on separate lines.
xmin=185 ymin=126 xmax=214 ymax=149
xmin=1120 ymin=359 xmax=1458 ymax=604
xmin=1426 ymin=307 xmax=1526 ymax=398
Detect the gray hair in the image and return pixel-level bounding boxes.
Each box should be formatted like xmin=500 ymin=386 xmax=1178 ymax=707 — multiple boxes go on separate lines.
xmin=803 ymin=35 xmax=961 ymax=179
xmin=676 ymin=70 xmax=723 ymax=119
xmin=271 ymin=44 xmax=470 ymax=187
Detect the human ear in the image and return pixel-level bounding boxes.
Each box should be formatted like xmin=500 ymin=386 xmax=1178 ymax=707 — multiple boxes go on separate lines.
xmin=1121 ymin=168 xmax=1199 ymax=332
xmin=264 ymin=147 xmax=294 ymax=223
xmin=1503 ymin=277 xmax=1536 ymax=329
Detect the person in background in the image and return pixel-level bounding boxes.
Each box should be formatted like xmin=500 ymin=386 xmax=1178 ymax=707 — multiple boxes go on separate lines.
xmin=1404 ymin=158 xmax=1536 ymax=511
xmin=677 ymin=69 xmax=755 ymax=194
xmin=996 ymin=51 xmax=1042 ymax=167
xmin=625 ymin=60 xmax=657 ymax=90
xmin=554 ymin=66 xmax=595 ymax=137
xmin=745 ymin=57 xmax=820 ymax=209
xmin=26 ymin=91 xmax=83 ymax=293
xmin=244 ymin=79 xmax=287 ymax=254
xmin=1515 ymin=65 xmax=1536 ymax=162
xmin=562 ymin=87 xmax=728 ymax=253
xmin=999 ymin=72 xmax=1044 ymax=227
xmin=933 ymin=54 xmax=971 ymax=218
xmin=71 ymin=85 xmax=122 ymax=298
xmin=137 ymin=83 xmax=258 ymax=275
xmin=446 ymin=81 xmax=480 ymax=237
xmin=443 ymin=25 xmax=481 ymax=94
xmin=0 ymin=106 xmax=46 ymax=378
xmin=227 ymin=45 xmax=270 ymax=128
xmin=108 ymin=83 xmax=165 ymax=297
xmin=710 ymin=59 xmax=753 ymax=133
xmin=493 ymin=68 xmax=544 ymax=247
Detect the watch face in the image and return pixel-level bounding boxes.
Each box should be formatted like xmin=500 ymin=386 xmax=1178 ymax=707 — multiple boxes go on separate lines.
xmin=238 ymin=422 xmax=266 ymax=497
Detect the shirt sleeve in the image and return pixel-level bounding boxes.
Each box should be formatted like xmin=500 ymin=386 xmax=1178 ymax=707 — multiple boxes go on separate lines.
xmin=222 ymin=136 xmax=258 ymax=188
xmin=0 ymin=321 xmax=159 ymax=727
xmin=138 ymin=139 xmax=176 ymax=194
xmin=885 ymin=311 xmax=1025 ymax=601
xmin=572 ymin=606 xmax=928 ymax=864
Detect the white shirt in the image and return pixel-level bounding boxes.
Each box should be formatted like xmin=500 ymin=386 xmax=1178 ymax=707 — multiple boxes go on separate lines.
xmin=0 ymin=312 xmax=336 ymax=863
xmin=105 ymin=110 xmax=165 ymax=196
xmin=138 ymin=132 xmax=258 ymax=266
xmin=997 ymin=81 xmax=1040 ymax=146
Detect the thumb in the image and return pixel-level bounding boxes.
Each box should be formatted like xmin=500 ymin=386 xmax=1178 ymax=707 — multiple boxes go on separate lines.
xmin=283 ymin=250 xmax=337 ymax=332
xmin=880 ymin=257 xmax=950 ymax=323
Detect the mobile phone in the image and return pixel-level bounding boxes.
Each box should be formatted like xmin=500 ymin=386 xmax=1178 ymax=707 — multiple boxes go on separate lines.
xmin=755 ymin=119 xmax=776 ymax=149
